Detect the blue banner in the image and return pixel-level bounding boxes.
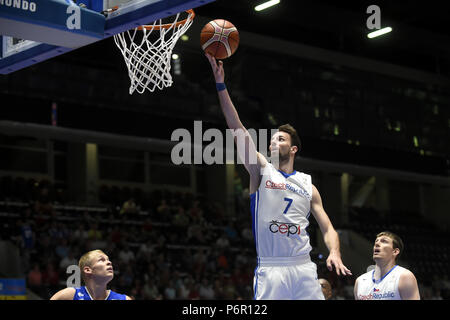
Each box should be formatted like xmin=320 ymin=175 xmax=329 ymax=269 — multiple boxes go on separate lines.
xmin=0 ymin=278 xmax=26 ymax=295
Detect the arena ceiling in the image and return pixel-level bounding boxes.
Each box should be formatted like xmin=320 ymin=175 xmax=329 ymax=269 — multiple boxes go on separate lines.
xmin=1 ymin=1 xmax=448 ymax=175
xmin=195 ymin=1 xmax=450 ymax=77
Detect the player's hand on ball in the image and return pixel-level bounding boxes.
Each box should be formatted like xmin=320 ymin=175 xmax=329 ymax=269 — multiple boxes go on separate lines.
xmin=205 ymin=53 xmax=225 ymax=83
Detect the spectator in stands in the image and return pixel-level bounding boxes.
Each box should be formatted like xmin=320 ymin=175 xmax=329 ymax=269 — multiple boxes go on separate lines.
xmin=118 ymin=243 xmax=135 ymax=267
xmin=213 ymin=276 xmax=225 ymax=300
xmin=109 ymin=225 xmax=124 ymax=245
xmin=188 ymin=200 xmax=202 ymax=220
xmin=176 ymin=274 xmax=191 ymax=299
xmin=28 ymin=263 xmax=43 ymax=294
xmin=142 ymin=278 xmax=160 ymax=300
xmin=180 ymin=248 xmax=194 ymax=273
xmin=11 ymin=181 xmax=269 ymax=300
xmin=191 ymin=248 xmax=207 ymax=276
xmin=154 ymin=251 xmax=169 ymax=273
xmin=87 ymin=222 xmax=103 ymax=241
xmin=73 ymin=222 xmax=89 ymax=242
xmin=230 ymin=266 xmax=247 ymax=294
xmin=55 ymin=238 xmax=69 ymax=260
xmin=114 ymin=274 xmax=129 ymax=296
xmin=202 ymin=251 xmax=216 ymax=275
xmin=18 ymin=219 xmax=35 ymax=251
xmin=156 ymin=232 xmax=167 ymax=247
xmin=59 ymin=251 xmax=78 ymax=274
xmin=319 ymin=278 xmax=333 ymax=300
xmin=188 ymin=281 xmax=200 ymax=300
xmin=58 ymin=221 xmax=71 ymax=240
xmin=223 ymin=276 xmax=237 ymax=299
xmin=42 ymin=262 xmax=60 ymax=296
xmin=187 ymin=217 xmax=206 ymax=244
xmin=172 ymin=205 xmax=190 ymax=229
xmin=156 ymin=199 xmax=171 ymax=222
xmin=216 ymin=250 xmax=229 ymax=271
xmin=36 ymin=235 xmax=53 ymax=266
xmin=120 ymin=265 xmax=135 ymax=288
xmin=215 ymin=231 xmax=230 ymax=249
xmin=47 ymin=220 xmax=62 ymax=240
xmin=199 ymin=277 xmax=215 ymax=299
xmin=34 ymin=187 xmax=54 ymax=216
xmin=240 ymin=225 xmax=253 ymax=245
xmin=141 ymin=216 xmax=153 ymax=233
xmin=234 ymin=250 xmax=249 ymax=268
xmin=223 ymin=221 xmax=239 ymax=245
xmin=81 ymin=210 xmax=95 ymax=223
xmin=164 ymin=279 xmax=177 ymax=300
xmin=120 ymin=197 xmax=139 ymax=216
xmin=137 ymin=239 xmax=154 ymax=263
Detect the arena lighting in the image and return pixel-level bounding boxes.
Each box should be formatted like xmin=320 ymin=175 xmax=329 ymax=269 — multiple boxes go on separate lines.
xmin=367 ymin=27 xmax=393 ymax=38
xmin=255 ymin=0 xmax=280 ymax=11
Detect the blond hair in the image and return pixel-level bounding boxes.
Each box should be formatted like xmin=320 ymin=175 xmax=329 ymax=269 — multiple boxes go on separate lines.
xmin=78 ymin=249 xmax=106 ymax=282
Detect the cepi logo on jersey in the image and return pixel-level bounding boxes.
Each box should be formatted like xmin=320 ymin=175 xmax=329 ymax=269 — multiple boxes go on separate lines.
xmin=269 ymin=220 xmax=301 ymax=237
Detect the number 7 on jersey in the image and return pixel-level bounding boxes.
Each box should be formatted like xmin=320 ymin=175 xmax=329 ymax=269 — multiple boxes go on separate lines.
xmin=283 ymin=197 xmax=293 ymax=214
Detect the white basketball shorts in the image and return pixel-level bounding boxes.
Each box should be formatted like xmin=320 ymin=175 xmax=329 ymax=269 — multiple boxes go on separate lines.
xmin=253 ymin=255 xmax=325 ymax=300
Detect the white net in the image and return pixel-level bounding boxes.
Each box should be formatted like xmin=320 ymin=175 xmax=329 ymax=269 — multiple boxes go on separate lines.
xmin=113 ymin=10 xmax=194 ymax=94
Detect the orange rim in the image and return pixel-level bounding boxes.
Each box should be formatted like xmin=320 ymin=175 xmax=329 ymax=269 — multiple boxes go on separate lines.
xmin=137 ymin=9 xmax=195 ymax=31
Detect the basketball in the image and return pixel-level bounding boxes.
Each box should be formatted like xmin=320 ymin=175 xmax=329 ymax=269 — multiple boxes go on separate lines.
xmin=200 ymin=19 xmax=239 ymax=59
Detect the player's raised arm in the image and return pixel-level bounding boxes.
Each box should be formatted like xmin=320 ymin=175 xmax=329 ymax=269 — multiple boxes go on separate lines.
xmin=205 ymin=53 xmax=267 ymax=192
xmin=310 ymin=184 xmax=352 ymax=276
xmin=205 ymin=53 xmax=244 ymax=131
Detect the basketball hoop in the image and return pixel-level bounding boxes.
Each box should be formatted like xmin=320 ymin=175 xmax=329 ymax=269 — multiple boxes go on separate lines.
xmin=113 ymin=9 xmax=195 ymax=94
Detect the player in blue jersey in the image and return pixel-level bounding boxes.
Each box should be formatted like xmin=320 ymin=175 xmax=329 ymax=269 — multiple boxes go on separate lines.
xmin=50 ymin=249 xmax=132 ymax=300
xmin=206 ymin=54 xmax=351 ymax=300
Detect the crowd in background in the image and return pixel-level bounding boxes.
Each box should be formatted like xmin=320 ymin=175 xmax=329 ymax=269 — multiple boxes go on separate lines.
xmin=1 ymin=176 xmax=449 ymax=300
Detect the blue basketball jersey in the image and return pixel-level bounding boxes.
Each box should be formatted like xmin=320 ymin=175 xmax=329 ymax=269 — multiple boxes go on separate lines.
xmin=73 ymin=286 xmax=127 ymax=300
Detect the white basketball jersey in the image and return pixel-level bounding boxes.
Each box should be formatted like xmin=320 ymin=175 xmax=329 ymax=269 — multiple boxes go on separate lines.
xmin=356 ymin=265 xmax=406 ymax=300
xmin=250 ymin=162 xmax=313 ymax=257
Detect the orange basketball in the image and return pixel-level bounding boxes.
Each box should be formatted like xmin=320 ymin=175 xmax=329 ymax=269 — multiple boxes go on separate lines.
xmin=200 ymin=19 xmax=239 ymax=59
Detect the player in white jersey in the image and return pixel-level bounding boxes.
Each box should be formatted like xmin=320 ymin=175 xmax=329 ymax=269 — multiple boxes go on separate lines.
xmin=206 ymin=54 xmax=352 ymax=300
xmin=354 ymin=231 xmax=420 ymax=300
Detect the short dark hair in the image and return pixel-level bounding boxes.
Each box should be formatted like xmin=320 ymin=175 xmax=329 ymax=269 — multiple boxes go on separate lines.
xmin=376 ymin=231 xmax=404 ymax=260
xmin=278 ymin=124 xmax=301 ymax=151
